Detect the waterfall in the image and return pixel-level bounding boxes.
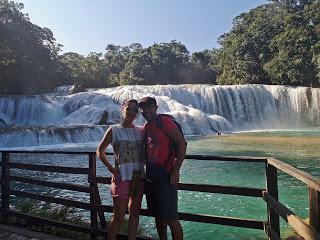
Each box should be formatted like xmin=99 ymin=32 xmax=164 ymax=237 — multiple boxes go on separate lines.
xmin=0 ymin=84 xmax=319 ymax=147
xmin=0 ymin=125 xmax=107 ymax=147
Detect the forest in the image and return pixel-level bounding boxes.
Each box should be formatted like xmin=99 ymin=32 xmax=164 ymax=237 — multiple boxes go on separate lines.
xmin=0 ymin=0 xmax=319 ymax=94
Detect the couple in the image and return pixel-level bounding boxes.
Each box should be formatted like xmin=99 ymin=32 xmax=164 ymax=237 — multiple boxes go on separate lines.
xmin=96 ymin=97 xmax=187 ymax=240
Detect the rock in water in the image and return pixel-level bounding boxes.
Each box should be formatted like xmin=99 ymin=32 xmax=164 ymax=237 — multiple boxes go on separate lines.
xmin=98 ymin=111 xmax=109 ymax=125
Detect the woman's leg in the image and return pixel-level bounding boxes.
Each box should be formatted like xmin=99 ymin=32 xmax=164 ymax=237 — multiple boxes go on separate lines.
xmin=107 ymin=197 xmax=129 ymax=240
xmin=128 ymin=190 xmax=143 ymax=240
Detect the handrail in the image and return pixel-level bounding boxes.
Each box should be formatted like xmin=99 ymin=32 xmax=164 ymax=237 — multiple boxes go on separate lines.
xmin=267 ymin=157 xmax=320 ymax=192
xmin=265 ymin=157 xmax=320 ymax=240
xmin=0 ymin=150 xmax=267 ymax=161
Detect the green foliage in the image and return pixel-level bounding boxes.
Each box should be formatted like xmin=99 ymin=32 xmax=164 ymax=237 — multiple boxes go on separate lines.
xmin=115 ymin=41 xmax=217 ymax=85
xmin=264 ymin=13 xmax=317 ymax=85
xmin=1 ymin=0 xmax=319 ymax=93
xmin=189 ymin=49 xmax=217 ymax=84
xmin=217 ymin=0 xmax=320 ymax=86
xmin=59 ymin=40 xmax=218 ymax=88
xmin=149 ymin=40 xmax=190 ymax=84
xmin=60 ymin=52 xmax=109 ymax=88
xmin=216 ymin=4 xmax=286 ymax=84
xmin=117 ymin=47 xmax=152 ymax=85
xmin=0 ymin=1 xmax=218 ymax=94
xmin=0 ymin=0 xmax=63 ymax=94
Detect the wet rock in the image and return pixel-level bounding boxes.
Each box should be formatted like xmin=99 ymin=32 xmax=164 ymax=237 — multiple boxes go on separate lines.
xmin=0 ymin=119 xmax=6 ymax=127
xmin=98 ymin=111 xmax=109 ymax=125
xmin=71 ymin=84 xmax=86 ymax=94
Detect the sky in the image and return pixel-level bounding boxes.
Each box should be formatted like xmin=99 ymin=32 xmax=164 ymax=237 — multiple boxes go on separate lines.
xmin=18 ymin=0 xmax=268 ymax=55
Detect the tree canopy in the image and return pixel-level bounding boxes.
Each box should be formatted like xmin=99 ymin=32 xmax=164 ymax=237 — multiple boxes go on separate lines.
xmin=0 ymin=1 xmax=63 ymax=94
xmin=59 ymin=40 xmax=218 ymax=89
xmin=0 ymin=0 xmax=319 ymax=95
xmin=216 ymin=0 xmax=320 ymax=86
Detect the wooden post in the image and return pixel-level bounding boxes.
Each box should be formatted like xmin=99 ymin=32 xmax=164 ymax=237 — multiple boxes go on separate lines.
xmin=95 ymin=186 xmax=107 ymax=230
xmin=89 ymin=153 xmax=98 ymax=240
xmin=266 ymin=162 xmax=280 ymax=239
xmin=1 ymin=152 xmax=10 ymax=224
xmin=309 ymin=187 xmax=320 ymax=232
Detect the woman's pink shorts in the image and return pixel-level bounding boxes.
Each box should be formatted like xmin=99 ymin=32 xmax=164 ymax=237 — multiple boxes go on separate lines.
xmin=111 ymin=177 xmax=144 ymax=199
xmin=111 ymin=178 xmax=130 ymax=199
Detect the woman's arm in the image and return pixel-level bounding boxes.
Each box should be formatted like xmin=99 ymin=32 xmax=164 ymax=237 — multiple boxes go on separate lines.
xmin=96 ymin=127 xmax=119 ymax=177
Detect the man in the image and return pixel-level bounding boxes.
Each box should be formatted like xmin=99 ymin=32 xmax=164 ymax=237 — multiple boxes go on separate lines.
xmin=139 ymin=96 xmax=187 ymax=240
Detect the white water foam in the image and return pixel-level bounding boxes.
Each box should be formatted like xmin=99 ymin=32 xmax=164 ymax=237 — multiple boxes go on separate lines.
xmin=0 ymin=84 xmax=319 ymax=147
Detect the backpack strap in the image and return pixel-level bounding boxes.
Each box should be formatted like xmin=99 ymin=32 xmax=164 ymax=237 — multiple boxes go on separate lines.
xmin=144 ymin=126 xmax=150 ymax=166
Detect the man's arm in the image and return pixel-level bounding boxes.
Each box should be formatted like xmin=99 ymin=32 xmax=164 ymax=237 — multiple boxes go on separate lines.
xmin=166 ymin=128 xmax=187 ymax=185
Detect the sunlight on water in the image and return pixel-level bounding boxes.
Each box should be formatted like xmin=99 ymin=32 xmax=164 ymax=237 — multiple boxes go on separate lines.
xmin=182 ymin=129 xmax=320 ymax=239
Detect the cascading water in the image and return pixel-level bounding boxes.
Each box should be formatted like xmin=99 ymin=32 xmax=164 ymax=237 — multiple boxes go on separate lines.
xmin=0 ymin=84 xmax=319 ymax=148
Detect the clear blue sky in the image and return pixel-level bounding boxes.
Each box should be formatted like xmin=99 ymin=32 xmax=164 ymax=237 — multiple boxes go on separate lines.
xmin=19 ymin=0 xmax=268 ymax=55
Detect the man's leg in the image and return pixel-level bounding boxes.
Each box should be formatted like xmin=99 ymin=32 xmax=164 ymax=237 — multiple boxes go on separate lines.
xmin=146 ymin=181 xmax=168 ymax=239
xmin=167 ymin=220 xmax=183 ymax=240
xmin=155 ymin=217 xmax=168 ymax=240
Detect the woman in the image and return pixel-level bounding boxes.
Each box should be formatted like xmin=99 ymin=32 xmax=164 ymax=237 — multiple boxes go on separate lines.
xmin=96 ymin=99 xmax=145 ymax=240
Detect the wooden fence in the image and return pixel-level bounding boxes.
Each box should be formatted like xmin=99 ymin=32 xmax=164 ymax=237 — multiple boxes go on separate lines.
xmin=0 ymin=151 xmax=319 ymax=240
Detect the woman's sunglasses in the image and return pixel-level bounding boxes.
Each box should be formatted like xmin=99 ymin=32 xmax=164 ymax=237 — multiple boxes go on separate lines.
xmin=126 ymin=106 xmax=139 ymax=113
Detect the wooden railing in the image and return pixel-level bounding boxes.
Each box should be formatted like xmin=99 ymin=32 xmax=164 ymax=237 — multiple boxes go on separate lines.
xmin=264 ymin=157 xmax=320 ymax=240
xmin=0 ymin=151 xmax=319 ymax=240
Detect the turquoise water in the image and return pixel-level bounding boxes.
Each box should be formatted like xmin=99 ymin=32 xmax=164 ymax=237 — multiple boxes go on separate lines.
xmin=4 ymin=129 xmax=320 ymax=240
xmin=178 ymin=129 xmax=320 ymax=240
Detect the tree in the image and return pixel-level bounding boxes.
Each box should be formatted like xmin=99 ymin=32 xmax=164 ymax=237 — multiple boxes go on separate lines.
xmin=188 ymin=49 xmax=217 ymax=84
xmin=148 ymin=40 xmax=190 ymax=84
xmin=215 ymin=0 xmax=320 ymax=86
xmin=60 ymin=52 xmax=110 ymax=88
xmin=104 ymin=44 xmax=128 ymax=74
xmin=59 ymin=52 xmax=85 ymax=85
xmin=306 ymin=0 xmax=320 ymax=86
xmin=216 ymin=4 xmax=286 ymax=85
xmin=118 ymin=48 xmax=153 ymax=85
xmin=265 ymin=13 xmax=318 ymax=85
xmin=0 ymin=0 xmax=63 ymax=94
